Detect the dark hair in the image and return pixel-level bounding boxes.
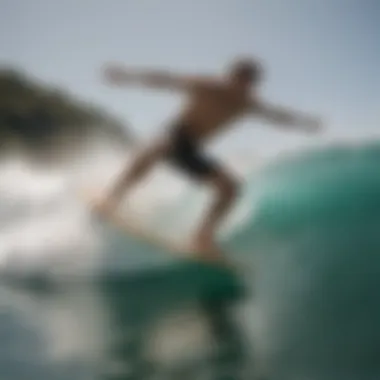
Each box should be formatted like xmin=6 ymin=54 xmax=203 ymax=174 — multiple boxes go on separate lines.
xmin=230 ymin=58 xmax=263 ymax=82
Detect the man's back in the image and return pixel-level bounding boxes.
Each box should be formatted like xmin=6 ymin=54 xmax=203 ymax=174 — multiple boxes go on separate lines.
xmin=178 ymin=79 xmax=253 ymax=142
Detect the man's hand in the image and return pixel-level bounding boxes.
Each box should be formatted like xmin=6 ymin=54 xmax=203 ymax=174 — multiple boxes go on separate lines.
xmin=102 ymin=63 xmax=134 ymax=86
xmin=302 ymin=116 xmax=323 ymax=134
xmin=253 ymin=100 xmax=323 ymax=134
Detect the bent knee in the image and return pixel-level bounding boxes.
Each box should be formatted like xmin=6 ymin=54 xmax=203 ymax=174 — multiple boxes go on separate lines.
xmin=215 ymin=175 xmax=241 ymax=200
xmin=138 ymin=139 xmax=170 ymax=161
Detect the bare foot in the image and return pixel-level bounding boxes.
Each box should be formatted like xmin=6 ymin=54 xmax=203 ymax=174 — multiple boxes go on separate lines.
xmin=192 ymin=234 xmax=218 ymax=256
xmin=90 ymin=194 xmax=118 ymax=216
xmin=191 ymin=237 xmax=235 ymax=270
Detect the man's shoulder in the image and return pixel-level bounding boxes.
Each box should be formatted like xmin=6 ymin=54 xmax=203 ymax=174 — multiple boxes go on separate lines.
xmin=247 ymin=93 xmax=262 ymax=109
xmin=197 ymin=76 xmax=226 ymax=91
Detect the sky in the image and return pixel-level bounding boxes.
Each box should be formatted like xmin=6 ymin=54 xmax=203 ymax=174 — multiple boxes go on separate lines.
xmin=1 ymin=0 xmax=380 ymax=158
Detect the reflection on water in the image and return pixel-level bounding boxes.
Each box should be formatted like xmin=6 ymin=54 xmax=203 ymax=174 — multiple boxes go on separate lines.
xmin=0 ymin=283 xmax=103 ymax=380
xmin=0 ymin=261 xmax=255 ymax=380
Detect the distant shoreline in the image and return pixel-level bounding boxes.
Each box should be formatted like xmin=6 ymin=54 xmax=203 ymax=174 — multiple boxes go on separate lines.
xmin=0 ymin=68 xmax=135 ymax=163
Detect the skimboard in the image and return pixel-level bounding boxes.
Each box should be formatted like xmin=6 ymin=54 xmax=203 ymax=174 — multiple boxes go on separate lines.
xmin=79 ymin=189 xmax=239 ymax=271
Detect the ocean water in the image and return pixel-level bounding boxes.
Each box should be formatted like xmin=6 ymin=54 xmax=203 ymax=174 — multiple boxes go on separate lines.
xmin=1 ymin=141 xmax=380 ymax=380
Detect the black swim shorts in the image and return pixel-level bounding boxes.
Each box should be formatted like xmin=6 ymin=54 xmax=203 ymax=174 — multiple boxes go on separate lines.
xmin=167 ymin=124 xmax=219 ymax=179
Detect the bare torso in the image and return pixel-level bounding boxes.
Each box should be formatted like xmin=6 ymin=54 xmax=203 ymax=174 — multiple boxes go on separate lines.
xmin=173 ymin=82 xmax=255 ymax=143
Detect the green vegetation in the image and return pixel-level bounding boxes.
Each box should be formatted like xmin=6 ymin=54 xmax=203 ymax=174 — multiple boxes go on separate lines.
xmin=0 ymin=67 xmax=134 ymax=162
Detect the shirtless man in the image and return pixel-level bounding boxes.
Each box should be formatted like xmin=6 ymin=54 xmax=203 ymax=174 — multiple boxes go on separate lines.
xmin=99 ymin=58 xmax=322 ymax=260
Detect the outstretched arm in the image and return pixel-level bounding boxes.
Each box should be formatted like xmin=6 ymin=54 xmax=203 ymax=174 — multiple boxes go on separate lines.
xmin=102 ymin=63 xmax=216 ymax=92
xmin=252 ymin=100 xmax=323 ymax=133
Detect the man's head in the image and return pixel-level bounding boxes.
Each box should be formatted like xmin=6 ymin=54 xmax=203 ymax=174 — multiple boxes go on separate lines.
xmin=227 ymin=58 xmax=263 ymax=89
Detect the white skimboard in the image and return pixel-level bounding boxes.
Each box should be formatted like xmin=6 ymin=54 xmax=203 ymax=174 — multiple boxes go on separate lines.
xmin=79 ymin=189 xmax=239 ymax=271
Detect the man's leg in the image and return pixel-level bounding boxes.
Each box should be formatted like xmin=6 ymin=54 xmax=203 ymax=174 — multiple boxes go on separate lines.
xmin=194 ymin=169 xmax=240 ymax=256
xmin=103 ymin=140 xmax=169 ymax=211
